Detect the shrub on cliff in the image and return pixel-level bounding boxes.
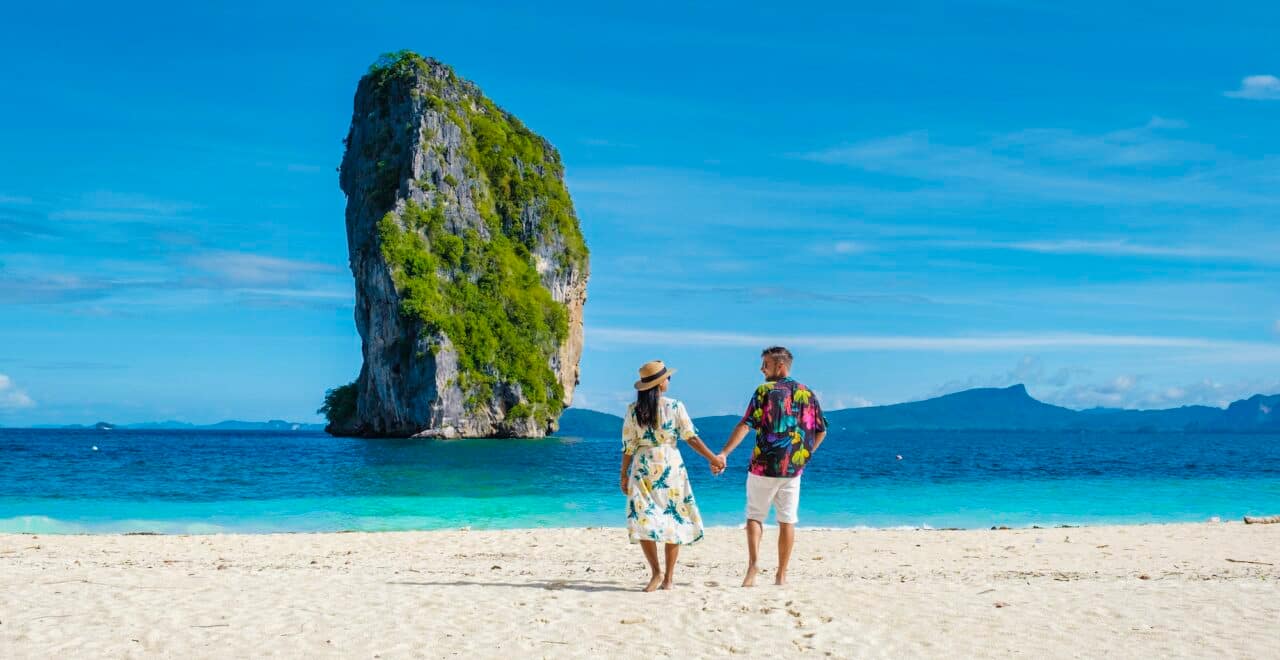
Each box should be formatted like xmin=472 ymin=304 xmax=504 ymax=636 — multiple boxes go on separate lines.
xmin=318 ymin=382 xmax=358 ymax=428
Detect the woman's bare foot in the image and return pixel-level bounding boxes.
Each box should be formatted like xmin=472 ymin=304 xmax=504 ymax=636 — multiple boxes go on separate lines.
xmin=660 ymin=574 xmax=675 ymax=590
xmin=643 ymin=573 xmax=663 ymax=592
xmin=774 ymin=571 xmax=787 ymax=586
xmin=742 ymin=563 xmax=759 ymax=587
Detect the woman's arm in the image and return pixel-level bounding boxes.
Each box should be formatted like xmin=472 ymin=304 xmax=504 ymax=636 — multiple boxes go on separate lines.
xmin=620 ymin=452 xmax=633 ymax=495
xmin=685 ymin=436 xmax=725 ymax=470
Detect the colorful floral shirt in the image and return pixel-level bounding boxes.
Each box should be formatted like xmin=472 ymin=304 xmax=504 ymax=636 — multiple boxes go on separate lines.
xmin=741 ymin=377 xmax=827 ymax=478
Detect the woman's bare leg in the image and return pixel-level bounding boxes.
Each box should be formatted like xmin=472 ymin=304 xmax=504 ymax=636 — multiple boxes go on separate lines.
xmin=639 ymin=540 xmax=662 ymax=592
xmin=661 ymin=543 xmax=680 ymax=589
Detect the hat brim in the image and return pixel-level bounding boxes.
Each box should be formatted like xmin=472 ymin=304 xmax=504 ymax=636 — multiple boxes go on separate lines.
xmin=634 ymin=367 xmax=677 ymax=391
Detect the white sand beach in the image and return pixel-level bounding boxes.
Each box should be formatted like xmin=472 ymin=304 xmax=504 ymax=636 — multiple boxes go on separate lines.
xmin=2 ymin=522 xmax=1278 ymax=658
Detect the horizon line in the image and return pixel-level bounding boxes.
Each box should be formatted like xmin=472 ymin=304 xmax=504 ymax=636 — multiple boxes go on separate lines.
xmin=588 ymin=327 xmax=1280 ymax=356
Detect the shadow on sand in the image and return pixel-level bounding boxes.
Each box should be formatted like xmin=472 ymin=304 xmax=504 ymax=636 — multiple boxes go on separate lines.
xmin=387 ymin=579 xmax=635 ymax=593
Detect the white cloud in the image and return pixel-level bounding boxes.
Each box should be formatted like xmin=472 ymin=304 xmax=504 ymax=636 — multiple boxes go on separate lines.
xmin=829 ymin=395 xmax=873 ymax=409
xmin=653 ymin=284 xmax=936 ymax=307
xmin=568 ymin=165 xmax=992 ymax=231
xmin=1049 ymin=375 xmax=1141 ymax=408
xmin=1046 ymin=375 xmax=1280 ymax=410
xmin=253 ymin=161 xmax=326 ymax=174
xmin=1224 ymin=75 xmax=1280 ymax=101
xmin=831 ymin=240 xmax=866 ymax=254
xmin=928 ymin=356 xmax=1083 ymax=398
xmin=960 ymin=239 xmax=1252 ymax=261
xmin=567 ymin=387 xmax=635 ymax=415
xmin=581 ymin=138 xmax=637 ymax=148
xmin=49 ymin=191 xmax=198 ymax=222
xmin=589 ymin=327 xmax=1280 ymax=355
xmin=50 ymin=210 xmax=155 ymax=222
xmin=920 ymin=356 xmax=1280 ymax=410
xmin=85 ymin=191 xmax=195 ymax=215
xmin=995 ymin=125 xmax=1214 ymax=167
xmin=1145 ymin=116 xmax=1188 ymax=130
xmin=0 ymin=374 xmax=35 ymax=410
xmin=1 ymin=251 xmax=349 ymax=310
xmin=237 ymin=287 xmax=351 ymax=300
xmin=187 ymin=252 xmax=339 ymax=286
xmin=794 ymin=122 xmax=1276 ymax=209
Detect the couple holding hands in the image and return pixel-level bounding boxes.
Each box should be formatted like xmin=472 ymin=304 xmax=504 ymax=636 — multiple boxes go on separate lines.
xmin=619 ymin=346 xmax=828 ymax=592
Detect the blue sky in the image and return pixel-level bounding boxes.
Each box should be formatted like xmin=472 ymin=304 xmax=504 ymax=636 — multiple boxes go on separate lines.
xmin=2 ymin=1 xmax=1279 ymax=425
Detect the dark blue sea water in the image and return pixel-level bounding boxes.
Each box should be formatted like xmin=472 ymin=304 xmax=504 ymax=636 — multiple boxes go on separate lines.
xmin=1 ymin=428 xmax=1278 ymax=534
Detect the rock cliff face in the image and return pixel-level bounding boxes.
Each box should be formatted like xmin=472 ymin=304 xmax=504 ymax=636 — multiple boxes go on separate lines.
xmin=326 ymin=51 xmax=588 ymax=438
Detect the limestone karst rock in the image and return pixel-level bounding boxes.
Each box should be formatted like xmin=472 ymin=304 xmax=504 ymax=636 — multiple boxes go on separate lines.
xmin=324 ymin=52 xmax=588 ymax=438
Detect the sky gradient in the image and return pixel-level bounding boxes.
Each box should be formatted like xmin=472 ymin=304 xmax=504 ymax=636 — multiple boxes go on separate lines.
xmin=2 ymin=2 xmax=1279 ymax=425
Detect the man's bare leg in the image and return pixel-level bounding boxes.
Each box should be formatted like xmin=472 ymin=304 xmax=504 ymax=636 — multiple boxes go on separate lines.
xmin=639 ymin=540 xmax=662 ymax=592
xmin=743 ymin=519 xmax=763 ymax=587
xmin=661 ymin=543 xmax=679 ymax=589
xmin=776 ymin=522 xmax=795 ymax=585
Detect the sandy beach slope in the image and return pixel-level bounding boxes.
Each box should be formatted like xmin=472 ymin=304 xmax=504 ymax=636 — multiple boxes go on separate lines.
xmin=2 ymin=523 xmax=1278 ymax=658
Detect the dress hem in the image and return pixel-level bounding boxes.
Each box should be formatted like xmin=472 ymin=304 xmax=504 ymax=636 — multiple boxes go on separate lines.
xmin=627 ymin=531 xmax=705 ymax=546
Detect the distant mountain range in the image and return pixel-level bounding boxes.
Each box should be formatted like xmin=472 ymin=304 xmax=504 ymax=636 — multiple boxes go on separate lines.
xmin=558 ymin=384 xmax=1280 ymax=437
xmin=31 ymin=420 xmax=326 ymax=431
xmin=17 ymin=386 xmax=1277 ymax=436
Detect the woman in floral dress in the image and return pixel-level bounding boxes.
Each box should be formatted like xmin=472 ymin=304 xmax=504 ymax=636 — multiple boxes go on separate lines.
xmin=620 ymin=360 xmax=725 ymax=591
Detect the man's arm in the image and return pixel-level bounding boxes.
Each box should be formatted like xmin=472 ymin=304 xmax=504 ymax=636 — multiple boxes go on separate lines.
xmin=810 ymin=390 xmax=828 ymax=453
xmin=811 ymin=430 xmax=827 ymax=453
xmin=718 ymin=421 xmax=752 ymax=459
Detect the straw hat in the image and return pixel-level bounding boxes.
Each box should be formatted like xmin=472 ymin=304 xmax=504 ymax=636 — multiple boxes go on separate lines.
xmin=634 ymin=360 xmax=677 ymax=390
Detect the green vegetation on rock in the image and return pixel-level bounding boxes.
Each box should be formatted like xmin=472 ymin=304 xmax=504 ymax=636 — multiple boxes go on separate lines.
xmin=379 ymin=201 xmax=568 ymax=419
xmin=460 ymin=95 xmax=588 ymax=272
xmin=318 ymin=382 xmax=358 ymax=427
xmin=364 ymin=50 xmax=587 ymax=273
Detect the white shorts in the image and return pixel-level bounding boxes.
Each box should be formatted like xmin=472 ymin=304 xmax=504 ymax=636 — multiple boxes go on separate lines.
xmin=745 ymin=473 xmax=802 ymax=524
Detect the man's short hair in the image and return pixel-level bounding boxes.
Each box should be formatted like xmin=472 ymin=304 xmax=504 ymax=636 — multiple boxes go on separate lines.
xmin=761 ymin=346 xmax=793 ymax=365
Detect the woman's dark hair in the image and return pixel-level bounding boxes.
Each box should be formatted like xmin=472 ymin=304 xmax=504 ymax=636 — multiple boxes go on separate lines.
xmin=635 ymin=387 xmax=661 ymax=429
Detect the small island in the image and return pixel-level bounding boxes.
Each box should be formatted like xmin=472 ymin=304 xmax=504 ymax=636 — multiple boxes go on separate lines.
xmin=322 ymin=52 xmax=589 ymax=439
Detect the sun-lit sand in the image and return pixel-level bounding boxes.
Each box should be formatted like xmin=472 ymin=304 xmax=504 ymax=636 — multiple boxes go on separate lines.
xmin=2 ymin=522 xmax=1278 ymax=658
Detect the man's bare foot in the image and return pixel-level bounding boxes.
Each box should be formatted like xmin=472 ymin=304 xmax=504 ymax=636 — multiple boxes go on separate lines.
xmin=742 ymin=564 xmax=759 ymax=587
xmin=774 ymin=572 xmax=787 ymax=586
xmin=660 ymin=577 xmax=675 ymax=590
xmin=643 ymin=573 xmax=663 ymax=592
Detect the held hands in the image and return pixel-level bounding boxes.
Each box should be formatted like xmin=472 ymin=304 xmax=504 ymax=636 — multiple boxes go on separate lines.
xmin=708 ymin=452 xmax=727 ymax=475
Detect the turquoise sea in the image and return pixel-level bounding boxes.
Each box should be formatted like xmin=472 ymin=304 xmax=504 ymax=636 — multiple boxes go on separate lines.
xmin=1 ymin=428 xmax=1278 ymax=534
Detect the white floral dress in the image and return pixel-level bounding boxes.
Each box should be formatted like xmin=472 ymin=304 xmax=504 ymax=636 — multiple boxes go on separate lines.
xmin=622 ymin=397 xmax=705 ymax=545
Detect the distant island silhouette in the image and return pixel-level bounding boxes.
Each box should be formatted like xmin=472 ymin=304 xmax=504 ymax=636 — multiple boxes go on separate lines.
xmin=559 ymin=384 xmax=1280 ymax=437
xmin=30 ymin=420 xmax=326 ymax=432
xmin=21 ymin=385 xmax=1275 ymax=436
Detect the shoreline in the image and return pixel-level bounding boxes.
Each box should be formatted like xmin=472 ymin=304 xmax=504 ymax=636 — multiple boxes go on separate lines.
xmin=3 ymin=522 xmax=1277 ymax=657
xmin=0 ymin=516 xmax=1262 ymax=537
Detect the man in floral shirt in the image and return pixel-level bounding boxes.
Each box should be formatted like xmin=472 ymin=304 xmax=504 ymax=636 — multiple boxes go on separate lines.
xmin=716 ymin=346 xmax=827 ymax=587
